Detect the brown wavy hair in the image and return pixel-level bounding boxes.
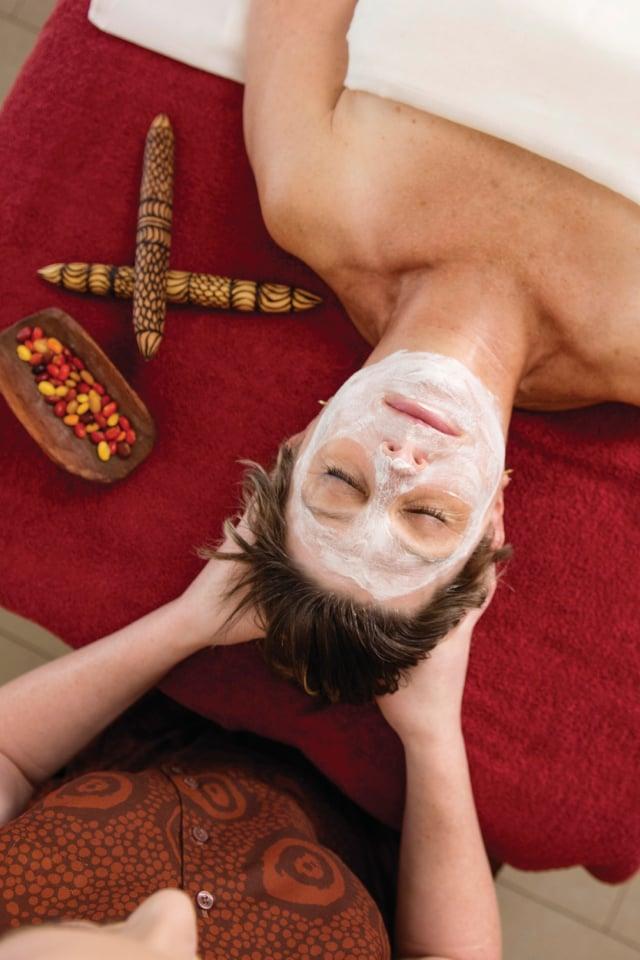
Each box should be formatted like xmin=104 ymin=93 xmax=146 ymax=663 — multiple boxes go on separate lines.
xmin=199 ymin=441 xmax=510 ymax=705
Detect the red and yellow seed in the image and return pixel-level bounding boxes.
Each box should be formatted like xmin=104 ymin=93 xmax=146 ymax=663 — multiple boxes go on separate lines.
xmin=97 ymin=440 xmax=110 ymax=462
xmin=63 ymin=414 xmax=79 ymax=426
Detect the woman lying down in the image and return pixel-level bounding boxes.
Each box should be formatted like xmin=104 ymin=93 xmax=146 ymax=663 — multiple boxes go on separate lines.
xmin=197 ymin=0 xmax=640 ymax=704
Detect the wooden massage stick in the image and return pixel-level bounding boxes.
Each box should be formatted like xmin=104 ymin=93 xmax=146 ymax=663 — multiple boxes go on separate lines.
xmin=133 ymin=114 xmax=174 ymax=360
xmin=37 ymin=263 xmax=322 ymax=313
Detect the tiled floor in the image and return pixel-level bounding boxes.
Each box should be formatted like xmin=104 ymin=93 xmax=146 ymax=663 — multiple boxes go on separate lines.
xmin=1 ymin=5 xmax=639 ymax=958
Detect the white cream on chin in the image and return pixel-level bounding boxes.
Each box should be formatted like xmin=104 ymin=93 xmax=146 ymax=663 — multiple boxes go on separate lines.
xmin=289 ymin=350 xmax=505 ymax=601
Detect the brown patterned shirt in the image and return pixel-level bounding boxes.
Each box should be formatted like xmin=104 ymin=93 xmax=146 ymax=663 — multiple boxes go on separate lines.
xmin=0 ymin=699 xmax=393 ymax=960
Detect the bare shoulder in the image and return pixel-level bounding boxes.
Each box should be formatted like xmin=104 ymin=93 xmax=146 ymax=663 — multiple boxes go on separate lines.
xmin=253 ymin=116 xmax=364 ymax=273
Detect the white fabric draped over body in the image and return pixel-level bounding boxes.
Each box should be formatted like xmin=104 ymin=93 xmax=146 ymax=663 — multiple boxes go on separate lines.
xmin=89 ymin=0 xmax=640 ymax=206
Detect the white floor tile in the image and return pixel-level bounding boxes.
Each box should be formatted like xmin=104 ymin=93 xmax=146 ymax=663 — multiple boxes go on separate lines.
xmin=12 ymin=0 xmax=57 ymax=30
xmin=499 ymin=865 xmax=622 ymax=928
xmin=610 ymin=874 xmax=640 ymax=948
xmin=0 ymin=16 xmax=37 ymax=103
xmin=498 ymin=886 xmax=640 ymax=960
xmin=0 ymin=635 xmax=48 ymax=685
xmin=0 ymin=608 xmax=70 ymax=659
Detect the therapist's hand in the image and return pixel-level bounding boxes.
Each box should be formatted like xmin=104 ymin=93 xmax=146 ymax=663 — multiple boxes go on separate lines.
xmin=179 ymin=512 xmax=265 ymax=650
xmin=377 ymin=574 xmax=497 ymax=744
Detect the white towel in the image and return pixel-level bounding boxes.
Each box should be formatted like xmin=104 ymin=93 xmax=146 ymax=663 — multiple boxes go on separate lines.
xmin=88 ymin=0 xmax=640 ymax=207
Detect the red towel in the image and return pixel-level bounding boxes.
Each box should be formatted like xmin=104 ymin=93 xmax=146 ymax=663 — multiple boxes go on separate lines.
xmin=1 ymin=0 xmax=638 ymax=882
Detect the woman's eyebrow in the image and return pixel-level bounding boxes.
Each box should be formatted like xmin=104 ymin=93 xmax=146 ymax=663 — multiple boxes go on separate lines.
xmin=304 ymin=500 xmax=353 ymax=522
xmin=399 ymin=540 xmax=449 ymax=563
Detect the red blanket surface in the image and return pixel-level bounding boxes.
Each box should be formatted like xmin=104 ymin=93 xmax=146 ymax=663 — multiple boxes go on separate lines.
xmin=1 ymin=0 xmax=638 ymax=882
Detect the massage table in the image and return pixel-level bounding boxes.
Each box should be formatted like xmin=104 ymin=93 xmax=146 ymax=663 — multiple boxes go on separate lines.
xmin=0 ymin=0 xmax=638 ymax=883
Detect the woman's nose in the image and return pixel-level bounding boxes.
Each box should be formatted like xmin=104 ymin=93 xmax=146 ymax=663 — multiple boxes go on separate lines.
xmin=381 ymin=439 xmax=428 ymax=470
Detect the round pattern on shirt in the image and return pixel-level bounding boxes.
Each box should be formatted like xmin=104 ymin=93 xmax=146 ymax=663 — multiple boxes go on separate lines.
xmin=261 ymin=836 xmax=346 ymax=907
xmin=245 ymin=829 xmax=355 ymax=920
xmin=42 ymin=773 xmax=133 ymax=811
xmin=181 ymin=772 xmax=254 ymax=821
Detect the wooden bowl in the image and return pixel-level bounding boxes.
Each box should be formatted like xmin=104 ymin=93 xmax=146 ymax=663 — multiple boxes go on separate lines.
xmin=0 ymin=307 xmax=156 ymax=483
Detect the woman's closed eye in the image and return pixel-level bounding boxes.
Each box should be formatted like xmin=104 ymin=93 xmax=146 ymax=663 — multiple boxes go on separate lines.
xmin=325 ymin=465 xmax=367 ymax=495
xmin=404 ymin=505 xmax=448 ymax=524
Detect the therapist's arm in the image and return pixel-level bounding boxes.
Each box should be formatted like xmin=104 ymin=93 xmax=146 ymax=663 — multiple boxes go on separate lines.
xmin=0 ymin=532 xmax=260 ymax=827
xmin=377 ymin=601 xmax=501 ymax=960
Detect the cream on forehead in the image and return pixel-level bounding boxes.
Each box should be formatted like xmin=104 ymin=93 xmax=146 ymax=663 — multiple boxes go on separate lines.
xmin=289 ymin=351 xmax=505 ymax=601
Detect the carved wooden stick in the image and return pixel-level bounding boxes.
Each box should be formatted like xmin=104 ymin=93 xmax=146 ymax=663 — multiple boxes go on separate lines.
xmin=38 ymin=263 xmax=322 ymax=313
xmin=133 ymin=114 xmax=174 ymax=360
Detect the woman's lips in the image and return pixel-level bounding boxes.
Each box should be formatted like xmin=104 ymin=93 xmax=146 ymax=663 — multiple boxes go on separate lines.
xmin=384 ymin=394 xmax=461 ymax=436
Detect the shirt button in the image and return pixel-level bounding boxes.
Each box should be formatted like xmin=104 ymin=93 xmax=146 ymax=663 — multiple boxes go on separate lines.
xmin=184 ymin=776 xmax=199 ymax=789
xmin=192 ymin=825 xmax=209 ymax=843
xmin=196 ymin=890 xmax=215 ymax=911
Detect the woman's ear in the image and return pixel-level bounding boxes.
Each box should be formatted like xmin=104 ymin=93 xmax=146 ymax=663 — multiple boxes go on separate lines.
xmin=287 ymin=429 xmax=306 ymax=448
xmin=286 ymin=411 xmax=323 ymax=452
xmin=488 ymin=472 xmax=511 ymax=549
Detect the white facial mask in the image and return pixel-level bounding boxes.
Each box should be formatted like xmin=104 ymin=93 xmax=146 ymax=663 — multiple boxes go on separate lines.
xmin=289 ymin=350 xmax=505 ymax=601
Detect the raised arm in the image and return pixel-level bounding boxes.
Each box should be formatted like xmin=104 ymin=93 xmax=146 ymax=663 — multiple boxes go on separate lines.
xmin=243 ymin=0 xmax=356 ymax=248
xmin=0 ymin=533 xmax=260 ymax=827
xmin=377 ymin=602 xmax=502 ymax=960
xmin=244 ymin=0 xmax=355 ymax=170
